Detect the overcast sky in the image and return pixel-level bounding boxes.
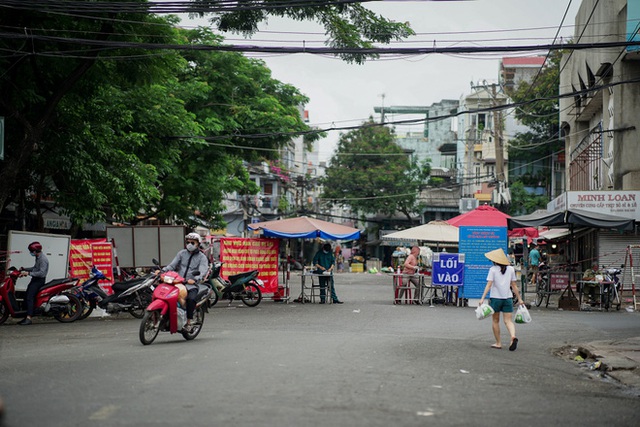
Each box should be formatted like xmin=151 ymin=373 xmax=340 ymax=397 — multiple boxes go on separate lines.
xmin=182 ymin=0 xmax=582 ymax=161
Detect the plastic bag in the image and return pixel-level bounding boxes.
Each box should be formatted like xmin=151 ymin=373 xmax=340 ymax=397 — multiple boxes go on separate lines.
xmin=515 ymin=304 xmax=532 ymax=324
xmin=177 ymin=307 xmax=187 ymax=330
xmin=475 ymin=303 xmax=494 ymax=320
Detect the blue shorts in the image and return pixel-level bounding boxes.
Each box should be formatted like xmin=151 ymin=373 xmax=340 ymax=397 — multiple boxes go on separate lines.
xmin=489 ymin=298 xmax=514 ymax=313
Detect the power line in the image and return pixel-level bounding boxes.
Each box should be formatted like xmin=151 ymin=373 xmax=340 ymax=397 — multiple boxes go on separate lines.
xmin=165 ymin=75 xmax=640 ymax=143
xmin=2 ymin=30 xmax=639 ymax=55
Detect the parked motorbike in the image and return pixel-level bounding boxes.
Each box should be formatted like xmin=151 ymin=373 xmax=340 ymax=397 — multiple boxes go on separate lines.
xmin=206 ymin=261 xmax=264 ymax=307
xmin=139 ymin=270 xmax=212 ymax=345
xmin=602 ymin=266 xmax=622 ymax=311
xmin=68 ymin=264 xmax=159 ymax=320
xmin=0 ymin=267 xmax=82 ymax=324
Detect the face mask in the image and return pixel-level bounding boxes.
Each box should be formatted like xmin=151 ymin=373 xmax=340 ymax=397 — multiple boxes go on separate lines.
xmin=30 ymin=252 xmax=36 ymax=257
xmin=186 ymin=243 xmax=197 ymax=252
xmin=323 ymin=250 xmax=329 ymax=254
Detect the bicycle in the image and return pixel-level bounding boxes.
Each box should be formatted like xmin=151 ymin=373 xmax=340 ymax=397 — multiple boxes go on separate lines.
xmin=532 ymin=263 xmax=551 ymax=308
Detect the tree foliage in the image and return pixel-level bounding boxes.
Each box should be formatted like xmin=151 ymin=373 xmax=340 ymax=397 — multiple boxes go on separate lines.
xmin=507 ymin=181 xmax=549 ymax=216
xmin=0 ymin=1 xmax=411 ymax=232
xmin=192 ymin=0 xmax=414 ymax=64
xmin=507 ymin=51 xmax=563 ymax=206
xmin=320 ymin=120 xmax=429 ymax=222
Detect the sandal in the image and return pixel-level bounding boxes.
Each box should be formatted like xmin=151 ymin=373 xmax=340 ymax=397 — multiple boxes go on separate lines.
xmin=509 ymin=338 xmax=519 ymax=351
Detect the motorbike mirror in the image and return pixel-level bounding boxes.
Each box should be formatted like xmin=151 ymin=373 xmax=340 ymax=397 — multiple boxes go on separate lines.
xmin=152 ymin=258 xmax=159 ymax=266
xmin=192 ymin=271 xmax=200 ymax=277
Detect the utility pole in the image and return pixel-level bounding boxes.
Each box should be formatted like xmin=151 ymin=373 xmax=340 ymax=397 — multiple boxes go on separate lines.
xmin=491 ymin=84 xmax=505 ymax=185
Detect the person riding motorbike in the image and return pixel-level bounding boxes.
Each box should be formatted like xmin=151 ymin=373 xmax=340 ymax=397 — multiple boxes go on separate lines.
xmin=158 ymin=233 xmax=208 ymax=330
xmin=18 ymin=242 xmax=50 ymax=325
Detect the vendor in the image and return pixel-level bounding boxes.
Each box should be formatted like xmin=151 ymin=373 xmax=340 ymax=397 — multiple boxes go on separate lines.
xmin=582 ymin=262 xmax=601 ymax=304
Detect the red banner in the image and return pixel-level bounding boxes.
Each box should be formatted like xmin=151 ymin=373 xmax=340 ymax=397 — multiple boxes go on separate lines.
xmin=70 ymin=238 xmax=114 ymax=293
xmin=220 ymin=237 xmax=279 ymax=293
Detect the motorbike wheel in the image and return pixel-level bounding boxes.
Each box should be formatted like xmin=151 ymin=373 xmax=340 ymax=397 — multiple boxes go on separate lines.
xmin=78 ymin=298 xmax=96 ymax=321
xmin=53 ymin=294 xmax=83 ymax=323
xmin=208 ymin=289 xmax=219 ymax=308
xmin=240 ymin=282 xmax=262 ymax=307
xmin=182 ymin=306 xmax=205 ymax=341
xmin=129 ymin=292 xmax=152 ymax=319
xmin=140 ymin=310 xmax=161 ymax=345
xmin=0 ymin=303 xmax=9 ymax=325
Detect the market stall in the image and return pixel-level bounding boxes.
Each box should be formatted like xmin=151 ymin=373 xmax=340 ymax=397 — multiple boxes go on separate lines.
xmin=247 ymin=216 xmax=361 ymax=303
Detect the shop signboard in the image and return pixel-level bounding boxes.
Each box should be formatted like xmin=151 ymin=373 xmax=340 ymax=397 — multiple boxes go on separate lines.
xmin=548 ymin=191 xmax=640 ymax=221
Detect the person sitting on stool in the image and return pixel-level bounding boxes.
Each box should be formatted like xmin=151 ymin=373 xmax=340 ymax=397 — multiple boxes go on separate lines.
xmin=582 ymin=262 xmax=601 ymax=304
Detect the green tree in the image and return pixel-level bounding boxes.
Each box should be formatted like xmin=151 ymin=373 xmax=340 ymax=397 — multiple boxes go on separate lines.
xmin=508 ymin=51 xmax=563 ymax=201
xmin=0 ymin=1 xmax=414 ymax=230
xmin=507 ymin=181 xmax=549 ymax=216
xmin=321 ymin=120 xmax=429 ymax=222
xmin=192 ymin=0 xmax=414 ymax=64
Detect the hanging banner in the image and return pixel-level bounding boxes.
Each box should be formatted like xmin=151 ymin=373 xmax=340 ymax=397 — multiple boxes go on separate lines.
xmin=220 ymin=237 xmax=279 ymax=293
xmin=70 ymin=238 xmax=114 ymax=292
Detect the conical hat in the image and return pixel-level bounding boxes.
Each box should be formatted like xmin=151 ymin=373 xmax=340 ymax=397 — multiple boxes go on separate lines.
xmin=484 ymin=248 xmax=511 ymax=266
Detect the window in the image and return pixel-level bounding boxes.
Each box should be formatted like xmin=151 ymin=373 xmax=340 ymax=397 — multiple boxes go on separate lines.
xmin=263 ymin=183 xmax=273 ymax=195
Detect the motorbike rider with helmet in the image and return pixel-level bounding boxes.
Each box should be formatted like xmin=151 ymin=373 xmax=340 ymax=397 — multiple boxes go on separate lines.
xmin=18 ymin=241 xmax=50 ymax=325
xmin=159 ymin=232 xmax=208 ymax=330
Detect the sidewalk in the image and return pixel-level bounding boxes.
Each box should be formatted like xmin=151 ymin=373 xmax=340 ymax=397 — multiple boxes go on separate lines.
xmin=573 ymin=337 xmax=640 ymax=388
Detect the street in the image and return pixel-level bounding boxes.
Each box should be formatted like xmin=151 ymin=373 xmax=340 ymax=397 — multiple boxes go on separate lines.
xmin=1 ymin=272 xmax=639 ymax=427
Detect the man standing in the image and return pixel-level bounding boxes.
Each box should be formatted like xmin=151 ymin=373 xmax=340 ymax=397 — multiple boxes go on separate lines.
xmin=313 ymin=243 xmax=343 ymax=304
xmin=18 ymin=242 xmax=49 ymax=325
xmin=528 ymin=242 xmax=541 ymax=286
xmin=398 ymin=246 xmax=421 ymax=304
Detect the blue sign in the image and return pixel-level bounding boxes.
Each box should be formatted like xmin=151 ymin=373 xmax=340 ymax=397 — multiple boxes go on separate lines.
xmin=458 ymin=226 xmax=508 ymax=299
xmin=628 ymin=0 xmax=640 ymax=53
xmin=432 ymin=253 xmax=464 ymax=286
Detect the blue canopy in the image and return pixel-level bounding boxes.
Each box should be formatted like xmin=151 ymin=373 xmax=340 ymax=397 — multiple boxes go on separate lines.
xmin=248 ymin=216 xmax=361 ymax=240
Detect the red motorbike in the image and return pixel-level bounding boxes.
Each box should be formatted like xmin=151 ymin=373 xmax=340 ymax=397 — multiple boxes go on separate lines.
xmin=0 ymin=267 xmax=83 ymax=324
xmin=139 ymin=270 xmax=212 ymax=345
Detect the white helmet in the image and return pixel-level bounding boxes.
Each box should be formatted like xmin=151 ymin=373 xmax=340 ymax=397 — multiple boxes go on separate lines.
xmin=185 ymin=232 xmax=201 ymax=243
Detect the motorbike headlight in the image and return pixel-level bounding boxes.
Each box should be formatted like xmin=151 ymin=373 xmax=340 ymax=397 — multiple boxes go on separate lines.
xmin=163 ymin=277 xmax=174 ymax=284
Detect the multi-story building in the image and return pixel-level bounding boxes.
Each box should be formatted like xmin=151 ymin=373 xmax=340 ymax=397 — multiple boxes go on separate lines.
xmin=373 ymin=100 xmax=460 ymax=222
xmin=560 ymin=0 xmax=640 ymax=192
xmin=553 ymin=0 xmax=639 ymax=271
xmin=457 ymin=84 xmax=510 ymax=205
xmin=500 ymin=56 xmax=547 ymax=93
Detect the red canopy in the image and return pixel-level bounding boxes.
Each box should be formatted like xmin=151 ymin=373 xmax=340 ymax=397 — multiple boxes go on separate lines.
xmin=447 ymin=205 xmax=510 ymax=227
xmin=447 ymin=205 xmax=539 ymax=242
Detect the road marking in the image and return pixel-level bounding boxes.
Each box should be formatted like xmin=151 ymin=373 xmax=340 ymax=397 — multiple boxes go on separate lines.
xmin=89 ymin=405 xmax=118 ymax=420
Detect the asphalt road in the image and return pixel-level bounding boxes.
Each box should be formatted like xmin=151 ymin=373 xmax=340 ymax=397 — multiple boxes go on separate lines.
xmin=1 ymin=273 xmax=639 ymax=427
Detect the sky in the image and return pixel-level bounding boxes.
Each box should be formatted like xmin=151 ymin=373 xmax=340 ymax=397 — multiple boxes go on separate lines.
xmin=182 ymin=0 xmax=582 ymax=161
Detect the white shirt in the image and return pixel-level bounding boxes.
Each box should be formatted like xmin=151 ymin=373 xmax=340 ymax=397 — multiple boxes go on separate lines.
xmin=485 ymin=265 xmax=516 ymax=299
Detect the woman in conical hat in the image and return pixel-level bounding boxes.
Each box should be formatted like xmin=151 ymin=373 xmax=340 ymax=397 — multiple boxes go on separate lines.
xmin=479 ymin=248 xmax=524 ymax=351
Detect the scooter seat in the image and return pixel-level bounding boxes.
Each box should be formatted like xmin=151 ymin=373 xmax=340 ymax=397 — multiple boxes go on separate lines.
xmin=196 ymin=283 xmax=211 ymax=300
xmin=41 ymin=277 xmax=76 ymax=290
xmin=228 ymin=270 xmax=258 ymax=285
xmin=111 ymin=277 xmax=147 ymax=293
